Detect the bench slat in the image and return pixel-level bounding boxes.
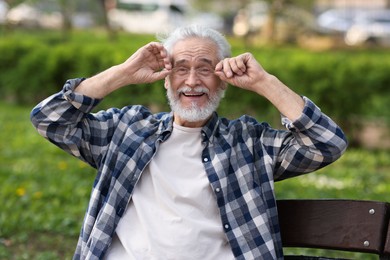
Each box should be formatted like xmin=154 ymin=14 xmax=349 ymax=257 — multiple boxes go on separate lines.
xmin=384 ymin=210 xmax=390 ymax=256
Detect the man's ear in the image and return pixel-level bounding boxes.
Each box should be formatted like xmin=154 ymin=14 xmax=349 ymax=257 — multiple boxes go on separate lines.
xmin=164 ymin=78 xmax=170 ymax=90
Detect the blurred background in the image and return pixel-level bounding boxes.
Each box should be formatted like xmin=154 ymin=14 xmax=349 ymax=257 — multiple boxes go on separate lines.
xmin=0 ymin=0 xmax=389 ymax=259
xmin=1 ymin=0 xmax=390 ymax=47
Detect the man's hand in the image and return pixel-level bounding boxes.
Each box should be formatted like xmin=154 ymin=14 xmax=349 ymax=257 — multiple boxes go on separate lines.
xmin=214 ymin=53 xmax=269 ymax=95
xmin=75 ymin=42 xmax=172 ymax=99
xmin=120 ymin=42 xmax=172 ymax=85
xmin=215 ymin=52 xmax=305 ymax=121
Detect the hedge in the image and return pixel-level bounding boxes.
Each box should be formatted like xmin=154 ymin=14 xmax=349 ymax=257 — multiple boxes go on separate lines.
xmin=1 ymin=31 xmax=389 ymax=142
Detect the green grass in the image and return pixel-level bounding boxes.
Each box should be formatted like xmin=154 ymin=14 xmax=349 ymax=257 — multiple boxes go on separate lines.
xmin=0 ymin=102 xmax=95 ymax=259
xmin=0 ymin=102 xmax=389 ymax=259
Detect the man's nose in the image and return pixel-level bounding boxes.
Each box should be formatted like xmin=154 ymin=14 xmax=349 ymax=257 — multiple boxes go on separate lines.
xmin=185 ymin=68 xmax=200 ymax=86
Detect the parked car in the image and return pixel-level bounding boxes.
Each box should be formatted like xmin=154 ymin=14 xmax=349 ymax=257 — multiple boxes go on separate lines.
xmin=6 ymin=3 xmax=41 ymax=27
xmin=107 ymin=0 xmax=223 ymax=34
xmin=108 ymin=0 xmax=185 ymax=34
xmin=5 ymin=1 xmax=94 ymax=29
xmin=316 ymin=8 xmax=360 ymax=34
xmin=317 ymin=8 xmax=390 ymax=46
xmin=345 ymin=10 xmax=390 ymax=46
xmin=232 ymin=1 xmax=317 ymax=42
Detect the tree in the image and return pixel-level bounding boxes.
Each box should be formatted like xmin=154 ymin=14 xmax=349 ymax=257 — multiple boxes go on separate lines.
xmin=98 ymin=0 xmax=116 ymax=39
xmin=260 ymin=0 xmax=284 ymax=43
xmin=58 ymin=0 xmax=72 ymax=33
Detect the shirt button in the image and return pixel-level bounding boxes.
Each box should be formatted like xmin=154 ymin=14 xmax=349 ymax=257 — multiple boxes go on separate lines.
xmin=203 ymin=157 xmax=209 ymax=162
xmin=215 ymin=187 xmax=221 ymax=193
xmin=224 ymin=224 xmax=230 ymax=230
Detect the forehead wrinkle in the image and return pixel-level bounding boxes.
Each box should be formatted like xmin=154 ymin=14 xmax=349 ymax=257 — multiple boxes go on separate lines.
xmin=171 ymin=39 xmax=219 ymax=66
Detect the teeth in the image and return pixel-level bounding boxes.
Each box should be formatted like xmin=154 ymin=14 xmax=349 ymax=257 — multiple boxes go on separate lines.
xmin=184 ymin=93 xmax=203 ymax=96
xmin=178 ymin=87 xmax=209 ymax=96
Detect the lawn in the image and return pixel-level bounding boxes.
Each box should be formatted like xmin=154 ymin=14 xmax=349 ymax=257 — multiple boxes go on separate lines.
xmin=0 ymin=101 xmax=389 ymax=259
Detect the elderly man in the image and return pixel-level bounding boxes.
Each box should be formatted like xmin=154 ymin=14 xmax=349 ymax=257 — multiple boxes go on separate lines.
xmin=31 ymin=25 xmax=347 ymax=259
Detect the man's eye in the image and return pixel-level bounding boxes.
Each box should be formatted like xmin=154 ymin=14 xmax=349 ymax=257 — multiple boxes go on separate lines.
xmin=197 ymin=67 xmax=212 ymax=76
xmin=174 ymin=67 xmax=189 ymax=75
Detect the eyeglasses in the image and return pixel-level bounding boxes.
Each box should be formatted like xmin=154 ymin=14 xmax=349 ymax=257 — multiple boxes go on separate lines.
xmin=171 ymin=66 xmax=215 ymax=78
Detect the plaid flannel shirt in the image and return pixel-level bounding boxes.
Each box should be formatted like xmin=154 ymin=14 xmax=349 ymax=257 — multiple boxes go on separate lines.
xmin=31 ymin=78 xmax=347 ymax=260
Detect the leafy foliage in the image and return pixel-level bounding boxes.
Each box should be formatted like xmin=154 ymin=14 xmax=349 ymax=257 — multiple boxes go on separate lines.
xmin=1 ymin=30 xmax=389 ymax=130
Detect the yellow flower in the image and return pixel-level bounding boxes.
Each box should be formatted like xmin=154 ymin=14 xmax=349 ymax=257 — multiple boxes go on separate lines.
xmin=16 ymin=187 xmax=26 ymax=197
xmin=33 ymin=191 xmax=43 ymax=199
xmin=58 ymin=161 xmax=68 ymax=170
xmin=78 ymin=161 xmax=87 ymax=169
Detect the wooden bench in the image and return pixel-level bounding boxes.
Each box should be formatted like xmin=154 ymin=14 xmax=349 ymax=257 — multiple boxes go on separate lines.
xmin=277 ymin=199 xmax=390 ymax=259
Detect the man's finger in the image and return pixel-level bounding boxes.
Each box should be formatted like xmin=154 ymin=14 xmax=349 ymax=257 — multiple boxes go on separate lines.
xmin=235 ymin=56 xmax=247 ymax=74
xmin=222 ymin=58 xmax=233 ymax=78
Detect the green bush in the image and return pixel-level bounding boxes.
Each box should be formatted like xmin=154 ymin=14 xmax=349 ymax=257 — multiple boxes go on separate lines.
xmin=0 ymin=31 xmax=389 ymax=133
xmin=247 ymin=48 xmax=390 ymax=122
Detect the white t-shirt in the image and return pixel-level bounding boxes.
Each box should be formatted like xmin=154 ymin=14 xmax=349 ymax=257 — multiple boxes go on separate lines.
xmin=104 ymin=123 xmax=234 ymax=260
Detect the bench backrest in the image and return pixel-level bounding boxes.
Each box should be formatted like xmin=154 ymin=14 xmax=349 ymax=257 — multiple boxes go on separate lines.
xmin=277 ymin=199 xmax=390 ymax=259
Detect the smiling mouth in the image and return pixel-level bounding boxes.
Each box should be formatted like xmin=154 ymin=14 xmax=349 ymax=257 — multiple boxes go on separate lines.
xmin=178 ymin=86 xmax=209 ymax=99
xmin=182 ymin=92 xmax=205 ymax=97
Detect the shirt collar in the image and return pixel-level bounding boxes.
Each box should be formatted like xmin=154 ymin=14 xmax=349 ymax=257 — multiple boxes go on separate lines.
xmin=201 ymin=112 xmax=220 ymax=143
xmin=156 ymin=111 xmax=174 ymax=141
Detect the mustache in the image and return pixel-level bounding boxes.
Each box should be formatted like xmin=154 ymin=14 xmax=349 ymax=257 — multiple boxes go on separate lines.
xmin=177 ymin=86 xmax=210 ymax=94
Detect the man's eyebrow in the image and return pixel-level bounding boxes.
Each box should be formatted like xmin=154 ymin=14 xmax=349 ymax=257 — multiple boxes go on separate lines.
xmin=173 ymin=58 xmax=214 ymax=66
xmin=173 ymin=59 xmax=188 ymax=66
xmin=198 ymin=58 xmax=213 ymax=66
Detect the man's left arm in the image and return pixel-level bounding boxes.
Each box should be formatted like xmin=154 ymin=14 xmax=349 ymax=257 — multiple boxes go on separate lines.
xmin=215 ymin=52 xmax=304 ymax=121
xmin=215 ymin=53 xmax=348 ymax=177
xmin=272 ymin=96 xmax=347 ymax=179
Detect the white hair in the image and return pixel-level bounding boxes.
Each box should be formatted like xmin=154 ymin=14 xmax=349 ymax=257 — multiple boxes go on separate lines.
xmin=157 ymin=25 xmax=231 ymax=60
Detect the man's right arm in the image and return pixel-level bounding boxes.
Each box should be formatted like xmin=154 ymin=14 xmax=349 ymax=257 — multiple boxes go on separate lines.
xmin=75 ymin=42 xmax=172 ymax=99
xmin=30 ymin=42 xmax=172 ymax=167
xmin=30 ymin=78 xmax=106 ymax=168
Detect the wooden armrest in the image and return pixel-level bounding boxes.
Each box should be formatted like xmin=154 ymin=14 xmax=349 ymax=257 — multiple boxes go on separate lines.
xmin=277 ymin=199 xmax=390 ymax=256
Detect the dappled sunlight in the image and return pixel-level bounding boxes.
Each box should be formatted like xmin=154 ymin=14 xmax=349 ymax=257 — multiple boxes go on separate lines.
xmin=299 ymin=174 xmax=352 ymax=190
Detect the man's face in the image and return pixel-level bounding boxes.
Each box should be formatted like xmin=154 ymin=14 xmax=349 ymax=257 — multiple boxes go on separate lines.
xmin=165 ymin=37 xmax=226 ymax=127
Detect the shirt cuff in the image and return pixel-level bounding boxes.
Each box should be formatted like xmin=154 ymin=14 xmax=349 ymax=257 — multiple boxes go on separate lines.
xmin=281 ymin=96 xmax=322 ymax=131
xmin=62 ymin=78 xmax=101 ymax=112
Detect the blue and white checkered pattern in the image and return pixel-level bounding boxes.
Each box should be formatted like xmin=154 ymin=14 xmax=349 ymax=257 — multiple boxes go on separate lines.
xmin=31 ymin=78 xmax=348 ymax=260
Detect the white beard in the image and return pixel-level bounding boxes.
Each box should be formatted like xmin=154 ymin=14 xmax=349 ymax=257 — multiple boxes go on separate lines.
xmin=166 ymin=85 xmax=225 ymax=123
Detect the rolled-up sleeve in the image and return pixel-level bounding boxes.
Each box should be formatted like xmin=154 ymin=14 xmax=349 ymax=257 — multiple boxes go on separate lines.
xmin=274 ymin=97 xmax=348 ymax=180
xmin=30 ymin=78 xmax=104 ymax=168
